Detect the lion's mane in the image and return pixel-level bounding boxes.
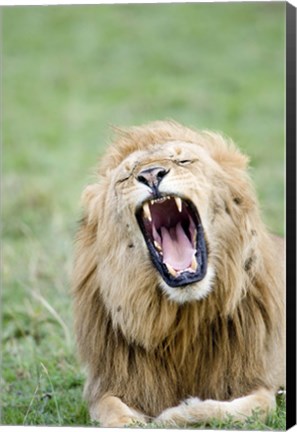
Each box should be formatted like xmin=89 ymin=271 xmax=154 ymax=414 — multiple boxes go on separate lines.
xmin=73 ymin=121 xmax=284 ymax=418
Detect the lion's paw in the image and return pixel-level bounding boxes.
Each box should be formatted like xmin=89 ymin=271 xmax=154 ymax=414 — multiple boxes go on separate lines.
xmin=156 ymin=397 xmax=202 ymax=427
xmin=103 ymin=415 xmax=146 ymax=428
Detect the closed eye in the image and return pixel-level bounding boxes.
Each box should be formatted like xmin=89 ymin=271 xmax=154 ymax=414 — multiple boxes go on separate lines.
xmin=116 ymin=160 xmax=141 ymax=185
xmin=116 ymin=174 xmax=131 ymax=184
xmin=176 ymin=158 xmax=198 ymax=166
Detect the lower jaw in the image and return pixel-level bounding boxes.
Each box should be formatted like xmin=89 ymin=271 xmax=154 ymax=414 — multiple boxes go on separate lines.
xmin=158 ymin=265 xmax=214 ymax=303
xmin=158 ymin=272 xmax=206 ymax=288
xmin=149 ymin=251 xmax=207 ymax=288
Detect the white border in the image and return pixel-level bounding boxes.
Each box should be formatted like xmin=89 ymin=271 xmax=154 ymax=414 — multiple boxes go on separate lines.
xmin=1 ymin=1 xmax=293 ymax=431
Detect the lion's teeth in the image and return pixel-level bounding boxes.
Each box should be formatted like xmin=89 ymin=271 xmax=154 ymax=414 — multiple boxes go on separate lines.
xmin=193 ymin=230 xmax=197 ymax=244
xmin=154 ymin=240 xmax=162 ymax=252
xmin=175 ymin=197 xmax=182 ymax=213
xmin=165 ymin=263 xmax=177 ymax=277
xmin=151 ymin=197 xmax=166 ymax=205
xmin=143 ymin=202 xmax=152 ymax=221
xmin=190 ymin=256 xmax=198 ymax=271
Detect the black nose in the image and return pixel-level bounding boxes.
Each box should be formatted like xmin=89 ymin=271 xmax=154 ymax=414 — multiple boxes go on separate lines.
xmin=137 ymin=167 xmax=169 ymax=189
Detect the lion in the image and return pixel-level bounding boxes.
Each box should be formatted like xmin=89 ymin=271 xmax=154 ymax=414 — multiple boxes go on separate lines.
xmin=72 ymin=120 xmax=285 ymax=427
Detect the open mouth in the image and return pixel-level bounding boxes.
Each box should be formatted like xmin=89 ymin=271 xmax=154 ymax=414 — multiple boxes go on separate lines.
xmin=136 ymin=195 xmax=207 ymax=287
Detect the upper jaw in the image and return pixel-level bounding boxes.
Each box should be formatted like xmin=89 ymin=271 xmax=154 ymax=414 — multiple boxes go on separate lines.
xmin=135 ymin=194 xmax=208 ymax=288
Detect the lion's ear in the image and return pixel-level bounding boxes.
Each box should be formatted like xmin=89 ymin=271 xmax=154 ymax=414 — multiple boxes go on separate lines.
xmin=81 ymin=183 xmax=102 ymax=226
xmin=202 ymin=131 xmax=249 ymax=172
xmin=212 ymin=145 xmax=249 ymax=172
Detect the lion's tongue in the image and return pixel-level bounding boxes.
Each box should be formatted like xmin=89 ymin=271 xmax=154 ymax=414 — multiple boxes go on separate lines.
xmin=161 ymin=222 xmax=195 ymax=271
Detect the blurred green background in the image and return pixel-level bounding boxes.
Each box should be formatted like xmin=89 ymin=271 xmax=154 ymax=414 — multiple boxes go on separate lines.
xmin=2 ymin=3 xmax=285 ymax=427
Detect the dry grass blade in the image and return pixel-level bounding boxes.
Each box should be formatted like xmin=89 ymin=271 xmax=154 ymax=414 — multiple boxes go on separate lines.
xmin=31 ymin=290 xmax=71 ymax=347
xmin=23 ymin=382 xmax=40 ymax=425
xmin=40 ymin=362 xmax=62 ymax=425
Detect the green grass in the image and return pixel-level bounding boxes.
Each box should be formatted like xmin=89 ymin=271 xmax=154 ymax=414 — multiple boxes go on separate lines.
xmin=2 ymin=3 xmax=285 ymax=428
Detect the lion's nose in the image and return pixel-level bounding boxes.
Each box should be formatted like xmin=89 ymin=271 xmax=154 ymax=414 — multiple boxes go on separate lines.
xmin=137 ymin=166 xmax=169 ymax=190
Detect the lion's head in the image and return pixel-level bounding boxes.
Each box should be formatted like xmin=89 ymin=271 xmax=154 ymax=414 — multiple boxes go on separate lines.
xmin=78 ymin=121 xmax=262 ymax=309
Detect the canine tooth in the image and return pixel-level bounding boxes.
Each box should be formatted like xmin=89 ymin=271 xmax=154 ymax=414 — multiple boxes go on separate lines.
xmin=175 ymin=197 xmax=182 ymax=212
xmin=154 ymin=240 xmax=162 ymax=251
xmin=143 ymin=202 xmax=152 ymax=221
xmin=193 ymin=230 xmax=197 ymax=244
xmin=191 ymin=256 xmax=198 ymax=271
xmin=165 ymin=263 xmax=177 ymax=277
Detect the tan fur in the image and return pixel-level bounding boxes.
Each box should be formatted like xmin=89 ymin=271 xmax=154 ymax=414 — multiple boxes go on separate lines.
xmin=72 ymin=120 xmax=285 ymax=426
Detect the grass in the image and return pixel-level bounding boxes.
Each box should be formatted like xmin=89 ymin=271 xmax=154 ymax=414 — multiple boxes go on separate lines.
xmin=2 ymin=3 xmax=285 ymax=429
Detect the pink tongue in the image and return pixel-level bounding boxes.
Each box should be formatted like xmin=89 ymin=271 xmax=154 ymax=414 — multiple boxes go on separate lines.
xmin=161 ymin=222 xmax=195 ymax=271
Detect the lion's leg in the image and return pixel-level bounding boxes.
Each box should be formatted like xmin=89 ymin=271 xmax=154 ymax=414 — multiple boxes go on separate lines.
xmin=156 ymin=388 xmax=276 ymax=427
xmin=89 ymin=394 xmax=147 ymax=427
